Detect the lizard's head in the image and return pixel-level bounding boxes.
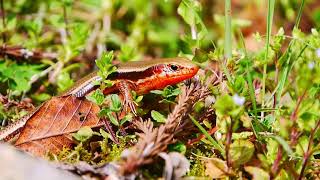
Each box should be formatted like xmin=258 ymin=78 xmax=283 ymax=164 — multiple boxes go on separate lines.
xmin=119 ymin=57 xmax=199 ymax=94
xmin=150 ymin=57 xmax=199 ymax=89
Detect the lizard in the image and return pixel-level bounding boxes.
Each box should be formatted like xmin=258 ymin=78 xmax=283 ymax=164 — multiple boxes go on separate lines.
xmin=0 ymin=57 xmax=199 ymax=141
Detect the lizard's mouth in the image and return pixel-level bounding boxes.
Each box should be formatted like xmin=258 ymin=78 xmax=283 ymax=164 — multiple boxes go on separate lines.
xmin=165 ymin=66 xmax=199 ymax=86
xmin=183 ymin=74 xmax=199 ymax=86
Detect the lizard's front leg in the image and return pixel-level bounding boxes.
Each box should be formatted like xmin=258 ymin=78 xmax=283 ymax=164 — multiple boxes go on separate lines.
xmin=115 ymin=80 xmax=137 ymax=116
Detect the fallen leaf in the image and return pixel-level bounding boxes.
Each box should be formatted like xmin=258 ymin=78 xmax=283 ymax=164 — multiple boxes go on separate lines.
xmin=15 ymin=95 xmax=103 ymax=157
xmin=204 ymin=158 xmax=228 ymax=179
xmin=244 ymin=166 xmax=270 ymax=180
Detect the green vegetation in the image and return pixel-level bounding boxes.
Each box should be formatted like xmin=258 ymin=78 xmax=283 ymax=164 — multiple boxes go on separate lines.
xmin=1 ymin=0 xmax=320 ymax=179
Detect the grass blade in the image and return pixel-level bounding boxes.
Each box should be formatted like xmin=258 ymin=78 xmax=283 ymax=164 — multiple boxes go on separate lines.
xmin=275 ymin=0 xmax=306 ymax=108
xmin=222 ymin=0 xmax=234 ymax=85
xmin=189 ymin=115 xmax=224 ymax=154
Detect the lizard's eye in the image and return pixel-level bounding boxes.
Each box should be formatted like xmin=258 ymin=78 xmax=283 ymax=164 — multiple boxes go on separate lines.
xmin=170 ymin=64 xmax=178 ymax=71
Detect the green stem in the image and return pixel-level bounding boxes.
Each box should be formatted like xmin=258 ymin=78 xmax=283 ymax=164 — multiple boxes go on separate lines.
xmin=1 ymin=0 xmax=6 ymax=43
xmin=261 ymin=0 xmax=275 ymax=120
xmin=223 ymin=0 xmax=234 ymax=85
xmin=224 ymin=0 xmax=232 ymax=59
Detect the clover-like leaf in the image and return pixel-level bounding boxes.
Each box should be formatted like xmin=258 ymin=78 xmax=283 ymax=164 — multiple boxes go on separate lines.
xmin=230 ymin=139 xmax=255 ymax=167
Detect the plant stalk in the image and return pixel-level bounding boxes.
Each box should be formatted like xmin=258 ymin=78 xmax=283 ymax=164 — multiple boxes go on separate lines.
xmin=0 ymin=0 xmax=6 ymax=43
xmin=261 ymin=0 xmax=275 ymax=120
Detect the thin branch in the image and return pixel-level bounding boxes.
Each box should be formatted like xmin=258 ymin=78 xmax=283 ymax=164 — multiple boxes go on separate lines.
xmin=271 ymin=147 xmax=282 ymax=178
xmin=290 ymin=90 xmax=307 ymax=123
xmin=102 ymin=117 xmax=119 ymax=144
xmin=186 ymin=126 xmax=217 ymax=146
xmin=290 ymin=90 xmax=307 ymax=146
xmin=0 ymin=45 xmax=96 ymax=63
xmin=225 ymin=120 xmax=233 ymax=168
xmin=0 ymin=45 xmax=57 ymax=60
xmin=63 ymin=5 xmax=70 ymax=38
xmin=298 ymin=119 xmax=320 ymax=180
xmin=29 ymin=65 xmax=54 ymax=85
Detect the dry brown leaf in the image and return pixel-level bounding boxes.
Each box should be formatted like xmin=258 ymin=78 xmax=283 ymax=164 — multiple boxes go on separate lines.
xmin=244 ymin=166 xmax=270 ymax=180
xmin=205 ymin=158 xmax=228 ymax=179
xmin=15 ymin=95 xmax=103 ymax=157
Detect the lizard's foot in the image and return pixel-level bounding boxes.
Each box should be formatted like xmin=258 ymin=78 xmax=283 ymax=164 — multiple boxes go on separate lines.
xmin=123 ymin=98 xmax=137 ymax=116
xmin=116 ymin=80 xmax=138 ymax=116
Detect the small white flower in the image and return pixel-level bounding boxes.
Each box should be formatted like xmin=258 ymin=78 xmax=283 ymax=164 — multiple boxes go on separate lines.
xmin=215 ymin=131 xmax=222 ymax=140
xmin=232 ymin=94 xmax=245 ymax=106
xmin=20 ymin=49 xmax=34 ymax=59
xmin=120 ymin=149 xmax=132 ymax=158
xmin=205 ymin=96 xmax=216 ymax=107
xmin=316 ymin=48 xmax=320 ymax=58
xmin=308 ymin=61 xmax=315 ymax=70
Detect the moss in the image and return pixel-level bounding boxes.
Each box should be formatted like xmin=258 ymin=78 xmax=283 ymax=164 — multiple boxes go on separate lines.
xmin=54 ymin=143 xmax=92 ymax=164
xmin=188 ymin=158 xmax=206 ymax=177
xmin=186 ymin=144 xmax=214 ymax=178
xmin=105 ymin=140 xmax=126 ymax=162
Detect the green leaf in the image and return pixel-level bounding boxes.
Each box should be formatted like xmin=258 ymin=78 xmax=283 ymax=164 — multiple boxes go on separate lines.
xmin=99 ymin=128 xmax=110 ymax=140
xmin=100 ymin=108 xmax=119 ymax=126
xmin=230 ymin=139 xmax=255 ymax=167
xmin=65 ymin=23 xmax=89 ymax=60
xmin=151 ymin=110 xmax=166 ymax=123
xmin=120 ymin=114 xmax=133 ymax=126
xmin=118 ymin=44 xmax=137 ymax=62
xmin=168 ymin=141 xmax=187 ymax=154
xmin=234 ymin=76 xmax=246 ymax=93
xmin=177 ymin=0 xmax=208 ymax=41
xmin=151 ymin=85 xmax=181 ymax=98
xmin=214 ymin=95 xmax=243 ymax=118
xmin=109 ymin=94 xmax=122 ymax=112
xmin=95 ymin=51 xmax=117 ymax=79
xmin=193 ymin=48 xmax=208 ymax=63
xmin=151 ymin=85 xmax=181 ymax=104
xmin=177 ymin=0 xmax=201 ymax=27
xmin=295 ymin=135 xmax=309 ymax=156
xmin=31 ymin=93 xmax=52 ymax=102
xmin=150 ymin=90 xmax=163 ymax=95
xmin=72 ymin=126 xmax=94 ymax=142
xmin=135 ymin=95 xmax=143 ymax=103
xmin=62 ymin=0 xmax=73 ymax=6
xmin=107 ymin=111 xmax=119 ymax=126
xmin=267 ymin=135 xmax=293 ymax=155
xmin=57 ymin=72 xmax=74 ymax=92
xmin=194 ymin=101 xmax=205 ymax=113
xmin=0 ymin=62 xmax=43 ymax=95
xmin=86 ymin=89 xmax=105 ymax=105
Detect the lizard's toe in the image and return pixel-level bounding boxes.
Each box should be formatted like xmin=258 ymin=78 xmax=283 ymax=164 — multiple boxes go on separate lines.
xmin=124 ymin=100 xmax=137 ymax=116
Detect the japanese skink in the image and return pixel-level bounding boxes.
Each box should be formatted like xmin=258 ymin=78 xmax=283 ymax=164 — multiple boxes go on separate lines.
xmin=0 ymin=57 xmax=199 ymax=141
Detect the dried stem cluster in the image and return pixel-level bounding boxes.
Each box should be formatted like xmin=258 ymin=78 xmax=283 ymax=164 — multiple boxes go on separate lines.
xmin=119 ymin=77 xmax=215 ymax=175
